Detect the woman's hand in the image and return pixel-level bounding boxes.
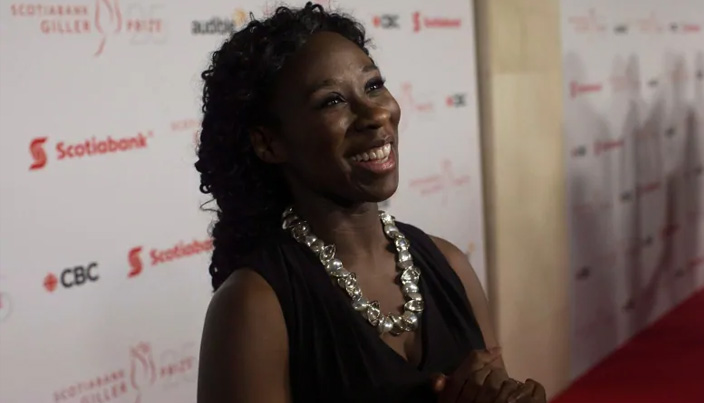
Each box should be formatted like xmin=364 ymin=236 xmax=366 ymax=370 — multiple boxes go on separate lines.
xmin=429 ymin=349 xmax=547 ymax=403
xmin=430 ymin=348 xmax=511 ymax=402
xmin=503 ymin=379 xmax=547 ymax=403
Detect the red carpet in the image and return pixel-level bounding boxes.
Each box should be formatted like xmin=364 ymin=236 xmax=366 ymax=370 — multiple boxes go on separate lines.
xmin=551 ymin=290 xmax=704 ymax=403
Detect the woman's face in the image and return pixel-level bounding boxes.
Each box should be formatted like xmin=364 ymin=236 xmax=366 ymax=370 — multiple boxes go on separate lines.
xmin=264 ymin=31 xmax=401 ymax=205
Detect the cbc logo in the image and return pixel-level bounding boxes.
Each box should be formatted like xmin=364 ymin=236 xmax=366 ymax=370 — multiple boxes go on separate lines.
xmin=44 ymin=263 xmax=99 ymax=292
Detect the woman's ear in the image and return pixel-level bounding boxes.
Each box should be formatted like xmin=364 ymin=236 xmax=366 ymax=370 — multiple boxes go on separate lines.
xmin=249 ymin=127 xmax=287 ymax=164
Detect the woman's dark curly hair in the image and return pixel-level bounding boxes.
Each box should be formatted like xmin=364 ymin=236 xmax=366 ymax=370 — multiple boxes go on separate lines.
xmin=195 ymin=2 xmax=371 ymax=291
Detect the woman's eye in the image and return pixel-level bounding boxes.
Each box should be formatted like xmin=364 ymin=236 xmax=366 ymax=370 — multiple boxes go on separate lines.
xmin=366 ymin=78 xmax=386 ymax=92
xmin=321 ymin=95 xmax=343 ymax=108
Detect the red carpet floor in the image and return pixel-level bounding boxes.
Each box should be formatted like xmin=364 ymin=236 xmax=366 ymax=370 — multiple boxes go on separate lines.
xmin=551 ymin=290 xmax=704 ymax=403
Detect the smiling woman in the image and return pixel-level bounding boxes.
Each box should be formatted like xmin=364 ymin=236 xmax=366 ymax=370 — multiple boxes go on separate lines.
xmin=194 ymin=3 xmax=545 ymax=403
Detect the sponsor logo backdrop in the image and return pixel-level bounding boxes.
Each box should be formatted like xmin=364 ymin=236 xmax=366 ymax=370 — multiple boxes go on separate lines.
xmin=0 ymin=1 xmax=485 ymax=401
xmin=561 ymin=0 xmax=704 ymax=379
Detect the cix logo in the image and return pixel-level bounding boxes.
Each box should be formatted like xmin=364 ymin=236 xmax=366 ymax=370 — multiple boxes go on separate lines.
xmin=128 ymin=239 xmax=214 ymax=278
xmin=412 ymin=12 xmax=461 ymax=32
xmin=614 ymin=23 xmax=629 ymax=34
xmin=446 ymin=93 xmax=467 ymax=107
xmin=29 ymin=131 xmax=152 ymax=171
xmin=372 ymin=14 xmax=400 ymax=29
xmin=571 ymin=145 xmax=588 ymax=157
xmin=43 ymin=263 xmax=99 ymax=293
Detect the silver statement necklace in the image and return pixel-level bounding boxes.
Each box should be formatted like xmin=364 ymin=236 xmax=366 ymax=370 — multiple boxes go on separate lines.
xmin=282 ymin=207 xmax=423 ymax=336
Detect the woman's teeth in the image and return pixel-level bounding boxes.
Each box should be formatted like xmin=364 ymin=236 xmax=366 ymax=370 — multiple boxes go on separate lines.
xmin=350 ymin=143 xmax=392 ymax=163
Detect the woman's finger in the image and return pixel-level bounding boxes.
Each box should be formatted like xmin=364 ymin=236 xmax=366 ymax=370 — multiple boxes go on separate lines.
xmin=472 ymin=369 xmax=506 ymax=403
xmin=525 ymin=379 xmax=547 ymax=402
xmin=438 ymin=350 xmax=502 ymax=401
xmin=507 ymin=381 xmax=536 ymax=403
xmin=493 ymin=379 xmax=521 ymax=403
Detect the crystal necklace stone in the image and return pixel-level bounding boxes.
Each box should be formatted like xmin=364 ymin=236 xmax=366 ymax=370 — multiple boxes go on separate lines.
xmin=282 ymin=207 xmax=423 ymax=336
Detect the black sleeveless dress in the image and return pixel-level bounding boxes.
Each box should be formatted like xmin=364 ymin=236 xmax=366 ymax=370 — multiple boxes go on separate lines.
xmin=242 ymin=222 xmax=486 ymax=403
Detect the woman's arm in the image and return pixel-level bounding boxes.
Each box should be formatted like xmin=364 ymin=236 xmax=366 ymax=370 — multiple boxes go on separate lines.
xmin=429 ymin=236 xmax=502 ymax=364
xmin=197 ymin=269 xmax=291 ymax=403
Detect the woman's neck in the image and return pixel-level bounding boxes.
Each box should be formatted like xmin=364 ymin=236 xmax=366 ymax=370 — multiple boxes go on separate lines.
xmin=291 ymin=197 xmax=389 ymax=262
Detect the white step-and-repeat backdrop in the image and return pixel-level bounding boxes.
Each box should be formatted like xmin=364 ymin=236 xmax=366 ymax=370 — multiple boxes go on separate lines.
xmin=561 ymin=0 xmax=704 ymax=379
xmin=0 ymin=1 xmax=485 ymax=402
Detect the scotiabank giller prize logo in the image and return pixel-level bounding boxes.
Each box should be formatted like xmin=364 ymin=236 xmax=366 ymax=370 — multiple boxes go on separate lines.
xmin=29 ymin=131 xmax=153 ymax=171
xmin=9 ymin=1 xmax=166 ymax=56
xmin=52 ymin=342 xmax=196 ymax=403
xmin=128 ymin=238 xmax=213 ymax=278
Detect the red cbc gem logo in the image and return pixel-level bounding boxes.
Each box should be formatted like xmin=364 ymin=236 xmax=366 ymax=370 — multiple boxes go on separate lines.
xmin=43 ymin=273 xmax=58 ymax=292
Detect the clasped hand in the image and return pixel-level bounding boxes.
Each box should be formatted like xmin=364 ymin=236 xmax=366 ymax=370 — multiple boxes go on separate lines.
xmin=430 ymin=348 xmax=546 ymax=403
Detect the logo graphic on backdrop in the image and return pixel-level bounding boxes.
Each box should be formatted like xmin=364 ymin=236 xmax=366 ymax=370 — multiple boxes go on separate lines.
xmin=570 ymin=81 xmax=603 ymax=98
xmin=8 ymin=1 xmax=166 ymax=56
xmin=0 ymin=291 xmax=12 ymax=323
xmin=28 ymin=131 xmax=153 ymax=171
xmin=52 ymin=341 xmax=196 ymax=403
xmin=43 ymin=262 xmax=99 ymax=293
xmin=635 ymin=12 xmax=664 ymax=34
xmin=372 ymin=14 xmax=400 ymax=29
xmin=191 ymin=8 xmax=248 ymax=35
xmin=412 ymin=12 xmax=461 ymax=32
xmin=128 ymin=238 xmax=213 ymax=278
xmin=171 ymin=118 xmax=200 ymax=146
xmin=669 ymin=22 xmax=702 ymax=33
xmin=567 ymin=9 xmax=606 ymax=33
xmin=614 ymin=23 xmax=629 ymax=34
xmin=446 ymin=93 xmax=467 ymax=107
xmin=409 ymin=159 xmax=470 ymax=205
xmin=594 ymin=138 xmax=624 ymax=155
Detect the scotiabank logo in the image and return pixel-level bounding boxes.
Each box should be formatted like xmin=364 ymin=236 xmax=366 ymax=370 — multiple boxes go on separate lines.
xmin=128 ymin=238 xmax=213 ymax=278
xmin=191 ymin=9 xmax=248 ymax=35
xmin=570 ymin=81 xmax=603 ymax=98
xmin=52 ymin=341 xmax=196 ymax=403
xmin=43 ymin=262 xmax=99 ymax=293
xmin=9 ymin=1 xmax=166 ymax=57
xmin=29 ymin=137 xmax=49 ymax=170
xmin=29 ymin=131 xmax=152 ymax=171
xmin=412 ymin=12 xmax=461 ymax=32
xmin=594 ymin=139 xmax=624 ymax=155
